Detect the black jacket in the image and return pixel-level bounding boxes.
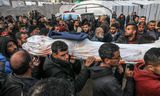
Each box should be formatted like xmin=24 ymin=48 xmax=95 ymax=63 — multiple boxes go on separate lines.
xmin=116 ymin=34 xmax=155 ymax=44
xmin=0 ymin=73 xmax=37 ymax=96
xmin=90 ymin=66 xmax=134 ymax=96
xmin=43 ymin=55 xmax=90 ymax=93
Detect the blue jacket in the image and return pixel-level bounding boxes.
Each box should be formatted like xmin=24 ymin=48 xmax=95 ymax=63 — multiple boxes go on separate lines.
xmin=48 ymin=31 xmax=88 ymax=41
xmin=0 ymin=53 xmax=11 ymax=74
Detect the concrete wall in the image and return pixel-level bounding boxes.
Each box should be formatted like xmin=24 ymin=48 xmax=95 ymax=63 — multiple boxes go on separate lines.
xmin=0 ymin=4 xmax=74 ymax=19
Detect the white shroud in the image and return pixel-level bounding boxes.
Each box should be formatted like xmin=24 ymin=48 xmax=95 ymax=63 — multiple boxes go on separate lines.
xmin=22 ymin=35 xmax=160 ymax=61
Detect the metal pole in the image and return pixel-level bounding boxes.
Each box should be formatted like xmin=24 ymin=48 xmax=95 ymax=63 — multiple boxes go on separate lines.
xmin=9 ymin=0 xmax=12 ymax=7
xmin=158 ymin=5 xmax=160 ymax=20
xmin=127 ymin=6 xmax=129 ymax=15
xmin=137 ymin=5 xmax=139 ymax=16
xmin=133 ymin=6 xmax=135 ymax=12
xmin=155 ymin=4 xmax=159 ymax=20
xmin=122 ymin=6 xmax=124 ymax=14
xmin=148 ymin=4 xmax=152 ymax=22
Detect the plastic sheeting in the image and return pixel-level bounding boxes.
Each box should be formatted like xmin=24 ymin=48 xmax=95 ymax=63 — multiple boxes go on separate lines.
xmin=22 ymin=35 xmax=160 ymax=62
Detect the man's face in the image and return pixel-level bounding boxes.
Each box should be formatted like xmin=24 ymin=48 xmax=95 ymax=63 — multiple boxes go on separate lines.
xmin=139 ymin=17 xmax=146 ymax=23
xmin=7 ymin=41 xmax=18 ymax=55
xmin=108 ymin=51 xmax=121 ymax=67
xmin=125 ymin=25 xmax=136 ymax=37
xmin=20 ymin=27 xmax=27 ymax=33
xmin=22 ymin=18 xmax=28 ymax=24
xmin=21 ymin=33 xmax=28 ymax=43
xmin=74 ymin=21 xmax=79 ymax=27
xmin=82 ymin=25 xmax=90 ymax=33
xmin=109 ymin=27 xmax=117 ymax=34
xmin=31 ymin=28 xmax=40 ymax=36
xmin=134 ymin=17 xmax=139 ymax=22
xmin=59 ymin=20 xmax=64 ymax=26
xmin=138 ymin=25 xmax=145 ymax=32
xmin=147 ymin=22 xmax=156 ymax=31
xmin=54 ymin=50 xmax=69 ymax=62
xmin=110 ymin=18 xmax=116 ymax=24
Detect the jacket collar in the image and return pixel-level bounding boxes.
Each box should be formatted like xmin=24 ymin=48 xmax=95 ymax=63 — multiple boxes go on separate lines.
xmin=90 ymin=66 xmax=113 ymax=79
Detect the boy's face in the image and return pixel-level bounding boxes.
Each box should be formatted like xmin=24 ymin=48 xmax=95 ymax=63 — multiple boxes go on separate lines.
xmin=125 ymin=25 xmax=136 ymax=37
xmin=109 ymin=27 xmax=117 ymax=34
xmin=82 ymin=25 xmax=90 ymax=33
xmin=138 ymin=25 xmax=145 ymax=32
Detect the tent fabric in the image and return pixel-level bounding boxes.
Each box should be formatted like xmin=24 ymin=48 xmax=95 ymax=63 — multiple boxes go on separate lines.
xmin=22 ymin=35 xmax=160 ymax=62
xmin=70 ymin=0 xmax=160 ymax=21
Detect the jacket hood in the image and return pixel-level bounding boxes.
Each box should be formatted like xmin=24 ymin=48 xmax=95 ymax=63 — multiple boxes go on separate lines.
xmin=90 ymin=66 xmax=113 ymax=79
xmin=134 ymin=63 xmax=160 ymax=82
xmin=0 ymin=36 xmax=17 ymax=59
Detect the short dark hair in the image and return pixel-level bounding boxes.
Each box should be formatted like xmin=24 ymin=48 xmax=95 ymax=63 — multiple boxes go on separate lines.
xmin=51 ymin=41 xmax=68 ymax=54
xmin=126 ymin=22 xmax=138 ymax=31
xmin=15 ymin=32 xmax=23 ymax=39
xmin=28 ymin=78 xmax=74 ymax=96
xmin=144 ymin=48 xmax=160 ymax=66
xmin=82 ymin=22 xmax=90 ymax=26
xmin=99 ymin=43 xmax=119 ymax=60
xmin=110 ymin=23 xmax=119 ymax=29
xmin=141 ymin=16 xmax=146 ymax=19
xmin=147 ymin=20 xmax=156 ymax=25
xmin=11 ymin=50 xmax=31 ymax=75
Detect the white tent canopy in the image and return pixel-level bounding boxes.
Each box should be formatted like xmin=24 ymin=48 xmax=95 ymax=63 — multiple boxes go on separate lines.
xmin=70 ymin=0 xmax=160 ymax=21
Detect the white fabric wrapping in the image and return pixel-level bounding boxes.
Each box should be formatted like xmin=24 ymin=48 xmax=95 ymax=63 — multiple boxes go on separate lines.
xmin=22 ymin=35 xmax=160 ymax=61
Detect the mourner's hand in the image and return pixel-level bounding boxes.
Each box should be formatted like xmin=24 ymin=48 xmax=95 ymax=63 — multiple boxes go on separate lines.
xmin=125 ymin=68 xmax=134 ymax=78
xmin=85 ymin=56 xmax=96 ymax=67
xmin=118 ymin=64 xmax=124 ymax=74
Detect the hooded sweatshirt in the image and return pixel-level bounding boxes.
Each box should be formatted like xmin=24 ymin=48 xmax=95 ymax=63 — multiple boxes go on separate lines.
xmin=134 ymin=63 xmax=160 ymax=96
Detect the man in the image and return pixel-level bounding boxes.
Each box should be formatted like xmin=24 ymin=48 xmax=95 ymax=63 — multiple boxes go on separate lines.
xmin=137 ymin=22 xmax=146 ymax=39
xmin=28 ymin=25 xmax=40 ymax=36
xmin=43 ymin=41 xmax=95 ymax=95
xmin=81 ymin=22 xmax=94 ymax=40
xmin=0 ymin=50 xmax=37 ymax=96
xmin=92 ymin=27 xmax=112 ymax=42
xmin=19 ymin=25 xmax=27 ymax=33
xmin=15 ymin=32 xmax=28 ymax=48
xmin=0 ymin=36 xmax=18 ymax=60
xmin=99 ymin=15 xmax=110 ymax=34
xmin=146 ymin=20 xmax=158 ymax=40
xmin=91 ymin=43 xmax=134 ymax=96
xmin=109 ymin=23 xmax=121 ymax=42
xmin=72 ymin=20 xmax=82 ymax=33
xmin=139 ymin=16 xmax=146 ymax=24
xmin=116 ymin=23 xmax=154 ymax=44
xmin=134 ymin=48 xmax=160 ymax=96
xmin=116 ymin=23 xmax=138 ymax=44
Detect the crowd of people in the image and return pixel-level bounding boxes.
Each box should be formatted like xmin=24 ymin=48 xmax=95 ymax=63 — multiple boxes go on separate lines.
xmin=0 ymin=10 xmax=160 ymax=96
